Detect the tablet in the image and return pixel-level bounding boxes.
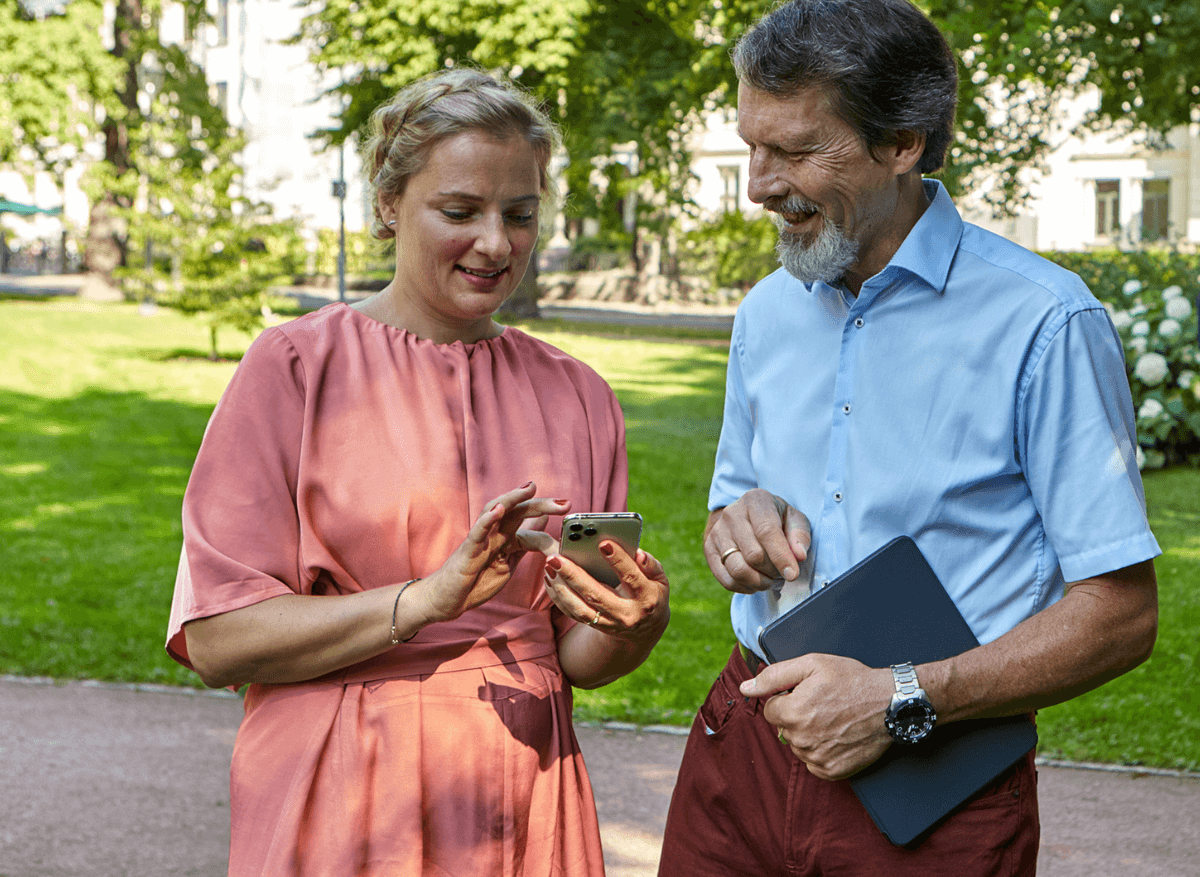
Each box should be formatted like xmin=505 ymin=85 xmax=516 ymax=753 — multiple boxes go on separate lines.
xmin=757 ymin=536 xmax=1038 ymax=846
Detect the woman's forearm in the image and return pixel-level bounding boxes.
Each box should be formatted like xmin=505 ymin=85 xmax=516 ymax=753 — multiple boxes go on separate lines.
xmin=184 ymin=581 xmax=431 ymax=688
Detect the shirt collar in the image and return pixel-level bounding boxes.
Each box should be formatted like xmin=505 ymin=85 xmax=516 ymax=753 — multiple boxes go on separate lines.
xmin=810 ymin=179 xmax=962 ymax=303
xmin=887 ymin=179 xmax=961 ymax=296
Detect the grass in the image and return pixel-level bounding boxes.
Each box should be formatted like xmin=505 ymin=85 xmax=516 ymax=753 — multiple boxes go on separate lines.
xmin=0 ymin=297 xmax=1196 ymax=771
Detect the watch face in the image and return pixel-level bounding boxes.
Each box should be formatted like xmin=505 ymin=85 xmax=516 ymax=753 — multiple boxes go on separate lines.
xmin=886 ymin=698 xmax=936 ymax=744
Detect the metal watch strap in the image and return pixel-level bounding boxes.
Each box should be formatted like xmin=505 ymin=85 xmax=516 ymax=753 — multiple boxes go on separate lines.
xmin=891 ymin=662 xmax=920 ymax=697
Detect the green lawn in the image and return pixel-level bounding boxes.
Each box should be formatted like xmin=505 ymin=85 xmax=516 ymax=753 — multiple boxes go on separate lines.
xmin=0 ymin=297 xmax=1196 ymax=771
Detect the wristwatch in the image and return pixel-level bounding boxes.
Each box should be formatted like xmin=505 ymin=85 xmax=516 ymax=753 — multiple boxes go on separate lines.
xmin=884 ymin=662 xmax=937 ymax=745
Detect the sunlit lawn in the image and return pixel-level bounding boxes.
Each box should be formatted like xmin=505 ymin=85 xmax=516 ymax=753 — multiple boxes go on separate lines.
xmin=0 ymin=296 xmax=1195 ymax=771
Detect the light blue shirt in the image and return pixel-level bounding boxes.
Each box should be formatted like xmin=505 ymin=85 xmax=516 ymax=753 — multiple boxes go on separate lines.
xmin=711 ymin=181 xmax=1161 ymax=657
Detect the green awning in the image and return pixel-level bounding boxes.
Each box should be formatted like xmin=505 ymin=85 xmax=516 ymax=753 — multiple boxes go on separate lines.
xmin=0 ymin=199 xmax=63 ymax=216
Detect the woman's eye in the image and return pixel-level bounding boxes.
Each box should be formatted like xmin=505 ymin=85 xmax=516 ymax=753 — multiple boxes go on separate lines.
xmin=508 ymin=213 xmax=536 ymax=226
xmin=441 ymin=209 xmax=472 ymax=221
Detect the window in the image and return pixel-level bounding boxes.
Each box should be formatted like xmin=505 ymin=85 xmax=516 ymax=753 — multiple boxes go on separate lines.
xmin=215 ymin=0 xmax=229 ymax=46
xmin=1142 ymin=179 xmax=1169 ymax=241
xmin=1095 ymin=180 xmax=1119 ymax=239
xmin=718 ymin=165 xmax=740 ymax=214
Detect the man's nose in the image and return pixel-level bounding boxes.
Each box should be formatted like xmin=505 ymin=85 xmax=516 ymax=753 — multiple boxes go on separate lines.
xmin=745 ymin=150 xmax=786 ymax=205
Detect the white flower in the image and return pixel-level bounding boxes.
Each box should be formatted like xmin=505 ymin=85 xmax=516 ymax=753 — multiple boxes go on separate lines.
xmin=1165 ymin=297 xmax=1192 ymax=320
xmin=1133 ymin=352 xmax=1170 ymax=385
xmin=1131 ymin=320 xmax=1151 ymax=336
xmin=1123 ymin=279 xmax=1143 ymax=295
xmin=1111 ymin=310 xmax=1134 ymax=330
xmin=1179 ymin=370 xmax=1196 ymax=389
xmin=1163 ymin=285 xmax=1183 ymax=300
xmin=1159 ymin=318 xmax=1182 ymax=338
xmin=1138 ymin=398 xmax=1164 ymax=420
xmin=1130 ymin=304 xmax=1148 ymax=317
xmin=1136 ymin=446 xmax=1146 ymax=470
xmin=1130 ymin=336 xmax=1148 ymax=354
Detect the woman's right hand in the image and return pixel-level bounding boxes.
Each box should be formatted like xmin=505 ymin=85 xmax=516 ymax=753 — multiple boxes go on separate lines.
xmin=406 ymin=482 xmax=570 ymax=627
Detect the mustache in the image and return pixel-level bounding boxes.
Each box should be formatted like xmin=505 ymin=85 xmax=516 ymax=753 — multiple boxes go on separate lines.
xmin=764 ymin=195 xmax=822 ymax=217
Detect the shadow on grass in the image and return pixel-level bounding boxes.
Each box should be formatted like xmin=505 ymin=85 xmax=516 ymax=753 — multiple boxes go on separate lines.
xmin=131 ymin=347 xmax=246 ymax=364
xmin=0 ymin=386 xmax=216 ymax=686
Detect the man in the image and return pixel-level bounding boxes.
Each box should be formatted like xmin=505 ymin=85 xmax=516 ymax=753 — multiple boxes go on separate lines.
xmin=657 ymin=1 xmax=1160 ymax=874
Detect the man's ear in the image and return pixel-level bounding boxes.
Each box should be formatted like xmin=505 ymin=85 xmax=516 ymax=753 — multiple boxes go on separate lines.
xmin=890 ymin=130 xmax=927 ymax=176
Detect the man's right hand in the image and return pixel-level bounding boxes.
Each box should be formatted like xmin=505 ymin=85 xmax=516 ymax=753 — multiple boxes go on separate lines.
xmin=704 ymin=489 xmax=812 ymax=594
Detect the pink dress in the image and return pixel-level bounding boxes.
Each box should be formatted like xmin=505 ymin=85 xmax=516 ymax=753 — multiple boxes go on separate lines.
xmin=166 ymin=303 xmax=626 ymax=876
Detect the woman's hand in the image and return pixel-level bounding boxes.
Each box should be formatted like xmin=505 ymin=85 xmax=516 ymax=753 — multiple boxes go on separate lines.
xmin=410 ymin=482 xmax=570 ymax=626
xmin=543 ymin=541 xmax=670 ymax=644
xmin=518 ymin=533 xmax=669 ymax=688
xmin=518 ymin=527 xmax=669 ymax=644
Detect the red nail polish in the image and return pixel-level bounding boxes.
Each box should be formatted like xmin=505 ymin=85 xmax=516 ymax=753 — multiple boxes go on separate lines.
xmin=546 ymin=557 xmax=561 ymax=571
xmin=599 ymin=543 xmax=614 ymax=557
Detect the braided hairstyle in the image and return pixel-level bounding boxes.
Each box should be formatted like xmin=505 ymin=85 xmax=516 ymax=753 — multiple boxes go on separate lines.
xmin=361 ymin=68 xmax=560 ymax=241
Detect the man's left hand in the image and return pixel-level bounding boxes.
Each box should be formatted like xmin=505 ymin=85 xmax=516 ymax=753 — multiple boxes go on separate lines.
xmin=740 ymin=654 xmax=896 ymax=780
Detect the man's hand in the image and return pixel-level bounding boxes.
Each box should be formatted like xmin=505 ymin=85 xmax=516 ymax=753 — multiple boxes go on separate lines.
xmin=740 ymin=654 xmax=895 ymax=780
xmin=705 ymin=489 xmax=812 ymax=593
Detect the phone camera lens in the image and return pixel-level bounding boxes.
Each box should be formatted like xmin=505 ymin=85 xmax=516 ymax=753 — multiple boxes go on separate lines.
xmin=568 ymin=533 xmax=581 ymax=541
xmin=569 ymin=523 xmax=583 ymax=532
xmin=583 ymin=527 xmax=598 ymax=537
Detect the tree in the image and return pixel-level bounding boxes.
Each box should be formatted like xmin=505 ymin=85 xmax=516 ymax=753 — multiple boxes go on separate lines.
xmin=0 ymin=0 xmax=118 ymax=257
xmin=292 ymin=0 xmax=768 ymax=309
xmin=927 ymin=0 xmax=1200 ymax=212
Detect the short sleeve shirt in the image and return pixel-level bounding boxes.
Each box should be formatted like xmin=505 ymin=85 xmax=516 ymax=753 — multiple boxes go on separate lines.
xmin=712 ymin=181 xmax=1161 ymax=655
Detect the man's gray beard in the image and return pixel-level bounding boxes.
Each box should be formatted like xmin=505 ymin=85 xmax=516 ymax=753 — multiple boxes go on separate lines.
xmin=773 ymin=213 xmax=859 ymax=285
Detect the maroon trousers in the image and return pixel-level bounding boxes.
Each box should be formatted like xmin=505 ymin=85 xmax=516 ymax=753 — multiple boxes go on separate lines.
xmin=658 ymin=647 xmax=1040 ymax=876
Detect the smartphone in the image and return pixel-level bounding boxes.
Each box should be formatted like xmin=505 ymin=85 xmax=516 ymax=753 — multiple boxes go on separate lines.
xmin=559 ymin=512 xmax=643 ymax=588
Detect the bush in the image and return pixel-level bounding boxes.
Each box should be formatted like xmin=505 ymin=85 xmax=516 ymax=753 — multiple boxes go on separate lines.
xmin=678 ymin=211 xmax=779 ymax=292
xmin=1045 ymin=250 xmax=1200 ymax=468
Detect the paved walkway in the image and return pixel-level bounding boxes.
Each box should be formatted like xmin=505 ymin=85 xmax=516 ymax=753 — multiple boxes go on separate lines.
xmin=1 ymin=677 xmax=1197 ymax=877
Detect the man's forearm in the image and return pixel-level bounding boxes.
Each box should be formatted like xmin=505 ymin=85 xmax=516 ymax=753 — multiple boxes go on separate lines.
xmin=922 ymin=559 xmax=1158 ymax=723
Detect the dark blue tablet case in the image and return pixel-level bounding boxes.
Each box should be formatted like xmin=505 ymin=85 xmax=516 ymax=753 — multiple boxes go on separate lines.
xmin=757 ymin=536 xmax=1038 ymax=846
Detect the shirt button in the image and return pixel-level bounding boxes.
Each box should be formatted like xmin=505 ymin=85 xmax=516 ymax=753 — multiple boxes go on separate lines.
xmin=855 ymin=317 xmax=864 ymax=328
xmin=833 ymin=491 xmax=843 ymax=502
xmin=842 ymin=404 xmax=852 ymax=414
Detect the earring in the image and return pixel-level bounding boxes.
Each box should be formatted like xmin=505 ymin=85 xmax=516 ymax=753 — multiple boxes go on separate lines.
xmin=386 ymin=219 xmax=396 ymax=227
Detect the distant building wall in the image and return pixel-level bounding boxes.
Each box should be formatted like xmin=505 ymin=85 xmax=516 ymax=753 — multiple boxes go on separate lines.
xmin=686 ymin=91 xmax=1199 ymax=255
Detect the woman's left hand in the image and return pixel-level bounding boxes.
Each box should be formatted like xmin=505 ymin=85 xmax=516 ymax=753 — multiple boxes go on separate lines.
xmin=520 ymin=532 xmax=670 ymax=644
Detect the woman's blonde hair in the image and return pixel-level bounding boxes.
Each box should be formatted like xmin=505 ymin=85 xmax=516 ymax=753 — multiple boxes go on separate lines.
xmin=361 ymin=67 xmax=561 ymax=240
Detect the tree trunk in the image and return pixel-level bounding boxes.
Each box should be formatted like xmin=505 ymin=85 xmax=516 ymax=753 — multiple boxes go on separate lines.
xmin=82 ymin=0 xmax=142 ymax=301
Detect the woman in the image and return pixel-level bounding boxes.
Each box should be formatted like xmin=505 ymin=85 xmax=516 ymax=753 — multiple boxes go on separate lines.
xmin=166 ymin=68 xmax=670 ymax=876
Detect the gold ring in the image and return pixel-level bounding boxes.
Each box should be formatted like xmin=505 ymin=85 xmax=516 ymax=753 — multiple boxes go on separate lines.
xmin=588 ymin=611 xmax=601 ymax=626
xmin=720 ymin=546 xmax=740 ymax=563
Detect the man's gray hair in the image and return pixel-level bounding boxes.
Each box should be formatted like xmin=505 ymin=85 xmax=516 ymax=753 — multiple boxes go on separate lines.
xmin=732 ymin=0 xmax=958 ymax=173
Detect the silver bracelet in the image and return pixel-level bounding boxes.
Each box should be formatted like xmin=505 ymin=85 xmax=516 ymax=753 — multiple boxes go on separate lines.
xmin=389 ymin=579 xmax=419 ymax=645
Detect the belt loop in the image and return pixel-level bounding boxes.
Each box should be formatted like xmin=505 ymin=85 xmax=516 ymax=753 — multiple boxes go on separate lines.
xmin=738 ymin=641 xmax=765 ymax=676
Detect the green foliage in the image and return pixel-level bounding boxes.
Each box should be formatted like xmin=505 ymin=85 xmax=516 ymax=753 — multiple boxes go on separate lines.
xmin=679 ymin=210 xmax=779 ymax=292
xmin=927 ymin=0 xmax=1200 ymax=211
xmin=1044 ymin=250 xmax=1200 ymax=467
xmin=293 ymin=0 xmax=766 ymax=233
xmin=0 ymin=0 xmax=119 ymax=186
xmin=311 ymin=228 xmax=393 ymax=279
